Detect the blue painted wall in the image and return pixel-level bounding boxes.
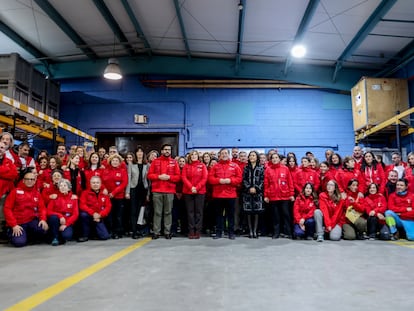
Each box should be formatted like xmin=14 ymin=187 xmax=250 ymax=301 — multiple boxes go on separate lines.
xmin=59 ymin=76 xmax=356 ymax=160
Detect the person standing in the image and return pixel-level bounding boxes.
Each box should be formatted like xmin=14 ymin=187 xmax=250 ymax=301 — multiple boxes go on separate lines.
xmin=209 ymin=148 xmax=242 ymax=240
xmin=182 ymin=150 xmax=208 ymax=239
xmin=147 ymin=144 xmax=181 ymax=239
xmin=264 ymin=153 xmax=295 ymax=239
xmin=242 ymin=151 xmax=264 ymax=238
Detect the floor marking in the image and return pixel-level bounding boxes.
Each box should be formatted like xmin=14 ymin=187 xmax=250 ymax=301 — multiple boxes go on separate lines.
xmin=389 ymin=240 xmax=414 ymax=249
xmin=5 ymin=238 xmax=151 ymax=311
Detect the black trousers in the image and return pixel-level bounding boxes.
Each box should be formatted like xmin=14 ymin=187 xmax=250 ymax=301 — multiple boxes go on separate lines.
xmin=270 ymin=200 xmax=292 ymax=236
xmin=183 ymin=194 xmax=205 ymax=234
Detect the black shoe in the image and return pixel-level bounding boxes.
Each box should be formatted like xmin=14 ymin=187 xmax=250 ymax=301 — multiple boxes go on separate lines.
xmin=229 ymin=234 xmax=236 ymax=240
xmin=249 ymin=231 xmax=253 ymax=239
xmin=272 ymin=234 xmax=280 ymax=239
xmin=112 ymin=234 xmax=119 ymax=240
xmin=152 ymin=234 xmax=160 ymax=240
xmin=165 ymin=234 xmax=172 ymax=240
xmin=280 ymin=233 xmax=287 ymax=238
xmin=213 ymin=234 xmax=222 ymax=239
xmin=77 ymin=237 xmax=88 ymax=243
xmin=132 ymin=233 xmax=140 ymax=239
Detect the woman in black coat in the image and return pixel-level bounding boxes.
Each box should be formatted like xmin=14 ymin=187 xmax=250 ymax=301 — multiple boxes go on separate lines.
xmin=242 ymin=151 xmax=265 ymax=238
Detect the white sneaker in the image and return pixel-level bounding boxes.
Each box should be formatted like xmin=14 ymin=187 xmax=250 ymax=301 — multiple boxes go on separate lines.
xmin=316 ymin=235 xmax=324 ymax=242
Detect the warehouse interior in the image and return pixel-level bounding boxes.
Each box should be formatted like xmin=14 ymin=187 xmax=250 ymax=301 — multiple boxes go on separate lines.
xmin=0 ymin=0 xmax=414 ymax=310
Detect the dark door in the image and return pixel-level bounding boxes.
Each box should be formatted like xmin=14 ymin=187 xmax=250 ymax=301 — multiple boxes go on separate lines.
xmin=95 ymin=132 xmax=179 ymax=157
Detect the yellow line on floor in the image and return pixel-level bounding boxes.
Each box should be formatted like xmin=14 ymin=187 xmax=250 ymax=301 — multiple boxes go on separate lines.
xmin=390 ymin=240 xmax=414 ymax=249
xmin=5 ymin=238 xmax=151 ymax=311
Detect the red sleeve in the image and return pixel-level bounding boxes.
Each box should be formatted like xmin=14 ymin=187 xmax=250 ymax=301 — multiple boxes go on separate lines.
xmin=319 ymin=194 xmax=332 ymax=228
xmin=110 ymin=169 xmax=128 ymax=197
xmin=208 ymin=166 xmax=221 ymax=185
xmin=47 ymin=199 xmax=63 ymax=219
xmin=37 ymin=195 xmax=47 ymax=222
xmin=169 ymin=162 xmax=181 ymax=183
xmin=65 ymin=200 xmax=79 ymax=227
xmin=387 ymin=194 xmax=406 ymax=213
xmin=293 ymin=197 xmax=302 ymax=223
xmin=100 ymin=195 xmax=112 ymax=217
xmin=181 ymin=165 xmax=193 ymax=190
xmin=0 ymin=159 xmax=18 ymax=181
xmin=230 ymin=165 xmax=242 ymax=186
xmin=3 ymin=190 xmax=17 ymax=227
xmin=79 ymin=192 xmax=95 ymax=216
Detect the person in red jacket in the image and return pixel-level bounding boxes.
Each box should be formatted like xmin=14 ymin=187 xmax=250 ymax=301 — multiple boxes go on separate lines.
xmin=385 ymin=178 xmax=414 ymax=240
xmin=147 ymin=144 xmax=181 ymax=239
xmin=335 ymin=156 xmax=364 ymax=198
xmin=293 ymin=183 xmax=318 ymax=240
xmin=78 ymin=176 xmax=111 ymax=242
xmin=102 ymin=153 xmax=128 ymax=239
xmin=208 ymin=148 xmax=242 ymax=240
xmin=47 ymin=179 xmax=79 ymax=246
xmin=314 ymin=180 xmax=346 ymax=242
xmin=342 ymin=179 xmax=368 ymax=240
xmin=182 ymin=150 xmax=208 ymax=239
xmin=404 ymin=151 xmax=414 ymax=194
xmin=294 ymin=157 xmax=320 ymax=194
xmin=318 ymin=161 xmax=335 ymax=193
xmin=365 ymin=183 xmax=387 ymax=240
xmin=0 ymin=140 xmax=18 ymax=238
xmin=4 ymin=169 xmax=48 ymax=247
xmin=264 ymin=153 xmax=295 ymax=239
xmin=360 ymin=151 xmax=386 ymax=194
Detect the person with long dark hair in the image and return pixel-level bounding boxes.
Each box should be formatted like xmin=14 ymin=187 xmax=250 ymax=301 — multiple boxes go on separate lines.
xmin=182 ymin=150 xmax=208 ymax=239
xmin=242 ymin=151 xmax=264 ymax=238
xmin=360 ymin=151 xmax=385 ymax=194
xmin=293 ymin=182 xmax=318 ymax=240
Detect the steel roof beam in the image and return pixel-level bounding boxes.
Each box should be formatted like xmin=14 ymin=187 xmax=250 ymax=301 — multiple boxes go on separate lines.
xmin=173 ymin=0 xmax=191 ymax=59
xmin=120 ymin=0 xmax=152 ymax=56
xmin=0 ymin=20 xmax=49 ymax=62
xmin=92 ymin=0 xmax=135 ymax=56
xmin=235 ymin=0 xmax=247 ymax=72
xmin=284 ymin=0 xmax=320 ymax=76
xmin=332 ymin=0 xmax=398 ymax=82
xmin=376 ymin=39 xmax=414 ymax=76
xmin=37 ymin=55 xmax=376 ymax=91
xmin=34 ymin=0 xmax=97 ymax=60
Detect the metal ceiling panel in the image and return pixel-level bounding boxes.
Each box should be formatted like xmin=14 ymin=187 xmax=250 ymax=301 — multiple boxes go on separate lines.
xmin=176 ymin=0 xmax=239 ymax=55
xmin=242 ymin=0 xmax=305 ymax=56
xmin=131 ymin=0 xmax=184 ymax=52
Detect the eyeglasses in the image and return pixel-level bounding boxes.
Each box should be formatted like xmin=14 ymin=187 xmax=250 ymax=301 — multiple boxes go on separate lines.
xmin=24 ymin=178 xmax=36 ymax=181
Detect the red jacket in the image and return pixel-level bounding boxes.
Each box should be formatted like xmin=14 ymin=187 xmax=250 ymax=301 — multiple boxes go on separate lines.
xmin=79 ymin=189 xmax=111 ymax=217
xmin=294 ymin=166 xmax=320 ymax=194
xmin=319 ymin=192 xmax=346 ymax=229
xmin=361 ymin=164 xmax=386 ymax=194
xmin=208 ymin=160 xmax=242 ymax=199
xmin=293 ymin=194 xmax=317 ymax=223
xmin=147 ymin=156 xmax=181 ymax=193
xmin=319 ymin=170 xmax=336 ymax=193
xmin=264 ymin=163 xmax=294 ymax=201
xmin=0 ymin=156 xmax=18 ymax=197
xmin=344 ymin=190 xmax=366 ymax=222
xmin=335 ymin=168 xmax=364 ymax=193
xmin=84 ymin=167 xmax=105 ymax=189
xmin=4 ymin=184 xmax=46 ymax=227
xmin=387 ymin=192 xmax=414 ymax=220
xmin=41 ymin=184 xmax=60 ymax=206
xmin=181 ymin=160 xmax=208 ymax=195
xmin=102 ymin=165 xmax=128 ymax=199
xmin=404 ymin=167 xmax=414 ymax=194
xmin=365 ymin=193 xmax=387 ymax=216
xmin=47 ymin=192 xmax=79 ymax=227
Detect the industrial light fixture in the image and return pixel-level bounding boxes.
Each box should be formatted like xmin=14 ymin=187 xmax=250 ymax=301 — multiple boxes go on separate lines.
xmin=103 ymin=58 xmax=123 ymax=80
xmin=291 ymin=44 xmax=306 ymax=58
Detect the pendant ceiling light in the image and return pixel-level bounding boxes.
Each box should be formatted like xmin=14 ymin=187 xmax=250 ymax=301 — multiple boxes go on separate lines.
xmin=103 ymin=58 xmax=123 ymax=80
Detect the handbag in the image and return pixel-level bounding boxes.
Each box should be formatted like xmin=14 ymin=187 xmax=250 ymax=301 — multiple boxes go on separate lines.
xmin=137 ymin=206 xmax=146 ymax=225
xmin=345 ymin=205 xmax=362 ymax=224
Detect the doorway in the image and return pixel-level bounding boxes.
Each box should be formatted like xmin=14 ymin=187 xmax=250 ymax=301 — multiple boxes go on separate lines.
xmin=96 ymin=132 xmax=179 ymax=157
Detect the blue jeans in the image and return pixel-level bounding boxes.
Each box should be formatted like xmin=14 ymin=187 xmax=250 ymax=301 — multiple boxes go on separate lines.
xmin=48 ymin=215 xmax=73 ymax=242
xmin=8 ymin=218 xmax=47 ymax=247
xmin=79 ymin=211 xmax=110 ymax=240
xmin=294 ymin=218 xmax=315 ymax=238
xmin=385 ymin=210 xmax=404 ymax=234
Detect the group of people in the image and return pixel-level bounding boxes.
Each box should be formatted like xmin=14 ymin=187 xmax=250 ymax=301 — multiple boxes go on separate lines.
xmin=1 ymin=130 xmax=414 ymax=248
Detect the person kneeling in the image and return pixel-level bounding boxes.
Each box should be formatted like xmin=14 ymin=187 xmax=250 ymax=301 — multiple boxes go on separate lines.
xmin=4 ymin=169 xmax=48 ymax=247
xmin=78 ymin=176 xmax=111 ymax=242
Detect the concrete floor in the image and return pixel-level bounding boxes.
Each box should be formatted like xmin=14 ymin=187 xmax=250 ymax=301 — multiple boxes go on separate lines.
xmin=0 ymin=237 xmax=413 ymax=311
